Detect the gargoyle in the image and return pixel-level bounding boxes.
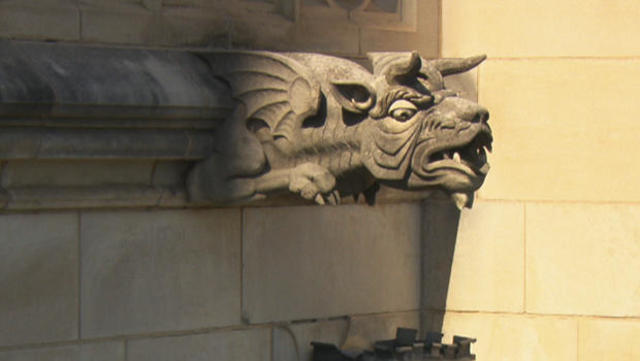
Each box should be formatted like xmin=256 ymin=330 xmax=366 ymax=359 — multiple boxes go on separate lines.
xmin=187 ymin=51 xmax=492 ymax=208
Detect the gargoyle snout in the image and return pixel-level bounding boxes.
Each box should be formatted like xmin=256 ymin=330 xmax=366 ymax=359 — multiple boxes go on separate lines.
xmin=442 ymin=97 xmax=489 ymax=124
xmin=467 ymin=107 xmax=489 ymax=124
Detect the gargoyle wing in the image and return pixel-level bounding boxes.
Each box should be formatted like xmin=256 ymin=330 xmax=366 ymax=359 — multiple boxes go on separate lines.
xmin=195 ymin=51 xmax=321 ymax=141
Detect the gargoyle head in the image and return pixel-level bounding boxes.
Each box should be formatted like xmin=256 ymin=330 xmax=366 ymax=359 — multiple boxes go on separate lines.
xmin=333 ymin=52 xmax=492 ymax=207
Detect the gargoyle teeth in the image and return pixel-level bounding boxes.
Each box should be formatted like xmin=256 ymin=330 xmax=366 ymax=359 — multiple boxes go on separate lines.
xmin=443 ymin=152 xmax=451 ymax=159
xmin=453 ymin=152 xmax=461 ymax=163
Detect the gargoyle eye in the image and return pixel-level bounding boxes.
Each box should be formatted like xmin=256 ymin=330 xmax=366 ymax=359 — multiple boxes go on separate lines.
xmin=389 ymin=99 xmax=418 ymax=121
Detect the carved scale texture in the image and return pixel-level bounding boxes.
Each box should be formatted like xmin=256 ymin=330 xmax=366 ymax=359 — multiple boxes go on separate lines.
xmin=293 ymin=121 xmax=365 ymax=176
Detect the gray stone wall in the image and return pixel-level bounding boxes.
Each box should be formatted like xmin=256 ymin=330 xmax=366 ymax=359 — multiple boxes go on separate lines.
xmin=0 ymin=0 xmax=439 ymax=58
xmin=0 ymin=204 xmax=428 ymax=360
xmin=0 ymin=1 xmax=444 ymax=359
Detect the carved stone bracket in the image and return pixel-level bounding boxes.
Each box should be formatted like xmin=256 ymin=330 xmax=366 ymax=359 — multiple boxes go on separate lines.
xmin=0 ymin=41 xmax=491 ymax=211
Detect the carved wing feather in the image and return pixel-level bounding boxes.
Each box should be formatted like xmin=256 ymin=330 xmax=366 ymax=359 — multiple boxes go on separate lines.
xmin=197 ymin=51 xmax=321 ymax=141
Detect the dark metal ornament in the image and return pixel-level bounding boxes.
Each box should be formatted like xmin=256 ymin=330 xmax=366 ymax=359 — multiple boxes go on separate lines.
xmin=312 ymin=328 xmax=476 ymax=361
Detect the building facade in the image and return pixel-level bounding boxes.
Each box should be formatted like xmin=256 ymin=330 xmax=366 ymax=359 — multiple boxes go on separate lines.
xmin=0 ymin=1 xmax=638 ymax=360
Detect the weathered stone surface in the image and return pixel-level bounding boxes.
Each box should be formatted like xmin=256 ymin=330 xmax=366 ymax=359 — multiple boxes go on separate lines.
xmin=526 ymin=203 xmax=640 ymax=317
xmin=159 ymin=8 xmax=231 ymax=47
xmin=0 ymin=128 xmax=215 ymax=160
xmin=242 ymin=203 xmax=421 ymax=323
xmin=423 ymin=200 xmax=525 ymax=312
xmin=290 ymin=21 xmax=360 ymax=55
xmin=0 ymin=341 xmax=124 ymax=361
xmin=0 ymin=3 xmax=79 ymax=41
xmin=151 ymin=161 xmax=191 ymax=187
xmin=433 ymin=312 xmax=577 ymax=361
xmin=80 ymin=209 xmax=242 ymax=338
xmin=442 ymin=0 xmax=640 ymax=57
xmin=273 ymin=319 xmax=349 ymax=361
xmin=360 ymin=29 xmax=433 ymax=56
xmin=1 ymin=160 xmax=154 ymax=187
xmin=0 ymin=213 xmax=78 ymax=347
xmin=344 ymin=312 xmax=422 ymax=348
xmin=579 ymin=319 xmax=640 ymax=361
xmin=127 ymin=328 xmax=270 ymax=361
xmin=0 ymin=41 xmax=232 ymax=119
xmin=360 ymin=0 xmax=439 ymax=58
xmin=273 ymin=312 xmax=421 ymax=361
xmin=477 ymin=59 xmax=640 ymax=202
xmin=443 ymin=68 xmax=478 ymax=102
xmin=80 ymin=6 xmax=157 ymax=45
xmin=4 ymin=185 xmax=186 ymax=211
xmin=186 ymin=50 xmax=491 ymax=209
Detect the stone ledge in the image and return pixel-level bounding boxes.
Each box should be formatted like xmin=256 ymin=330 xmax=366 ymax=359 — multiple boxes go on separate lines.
xmin=0 ymin=184 xmax=436 ymax=211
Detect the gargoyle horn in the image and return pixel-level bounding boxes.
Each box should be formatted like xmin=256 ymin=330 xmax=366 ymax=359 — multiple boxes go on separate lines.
xmin=369 ymin=51 xmax=422 ymax=85
xmin=431 ymin=54 xmax=487 ymax=76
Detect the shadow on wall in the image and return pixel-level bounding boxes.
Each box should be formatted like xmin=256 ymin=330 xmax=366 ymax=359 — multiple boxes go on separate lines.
xmin=421 ymin=199 xmax=462 ymax=334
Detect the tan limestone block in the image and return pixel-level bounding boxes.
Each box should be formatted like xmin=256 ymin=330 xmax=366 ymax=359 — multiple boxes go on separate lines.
xmin=361 ymin=0 xmax=438 ymax=57
xmin=242 ymin=203 xmax=422 ymax=323
xmin=579 ymin=319 xmax=640 ymax=361
xmin=477 ymin=59 xmax=640 ymax=202
xmin=1 ymin=160 xmax=154 ymax=187
xmin=0 ymin=3 xmax=80 ymax=41
xmin=0 ymin=213 xmax=79 ymax=347
xmin=444 ymin=68 xmax=478 ymax=103
xmin=157 ymin=8 xmax=231 ymax=47
xmin=0 ymin=342 xmax=124 ymax=361
xmin=231 ymin=15 xmax=295 ymax=51
xmin=290 ymin=21 xmax=360 ymax=56
xmin=442 ymin=0 xmax=640 ymax=57
xmin=80 ymin=209 xmax=242 ymax=338
xmin=127 ymin=328 xmax=270 ymax=361
xmin=423 ymin=201 xmax=525 ymax=313
xmin=526 ymin=203 xmax=640 ymax=317
xmin=435 ymin=312 xmax=577 ymax=361
xmin=360 ymin=29 xmax=438 ymax=58
xmin=80 ymin=6 xmax=157 ymax=45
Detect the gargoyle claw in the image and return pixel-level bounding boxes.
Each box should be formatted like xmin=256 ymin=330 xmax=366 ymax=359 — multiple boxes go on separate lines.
xmin=313 ymin=190 xmax=341 ymax=205
xmin=289 ymin=163 xmax=338 ymax=205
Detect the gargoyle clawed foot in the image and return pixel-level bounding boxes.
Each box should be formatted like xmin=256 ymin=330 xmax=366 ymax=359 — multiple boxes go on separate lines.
xmin=288 ymin=163 xmax=340 ymax=205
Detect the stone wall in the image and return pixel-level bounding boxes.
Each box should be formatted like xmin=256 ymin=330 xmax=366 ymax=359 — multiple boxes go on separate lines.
xmin=432 ymin=1 xmax=640 ymax=360
xmin=0 ymin=0 xmax=438 ymax=58
xmin=3 ymin=1 xmax=638 ymax=361
xmin=0 ymin=205 xmax=426 ymax=360
xmin=0 ymin=1 xmax=441 ymax=360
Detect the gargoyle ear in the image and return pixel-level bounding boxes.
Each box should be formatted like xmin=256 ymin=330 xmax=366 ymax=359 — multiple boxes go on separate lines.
xmin=429 ymin=54 xmax=487 ymax=76
xmin=330 ymin=81 xmax=376 ymax=114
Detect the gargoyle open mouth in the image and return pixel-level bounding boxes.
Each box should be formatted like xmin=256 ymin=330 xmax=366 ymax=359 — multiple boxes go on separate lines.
xmin=411 ymin=124 xmax=493 ymax=191
xmin=426 ymin=126 xmax=492 ymax=176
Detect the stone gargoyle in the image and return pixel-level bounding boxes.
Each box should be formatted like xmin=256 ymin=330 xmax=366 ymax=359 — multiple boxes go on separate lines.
xmin=187 ymin=51 xmax=492 ymax=208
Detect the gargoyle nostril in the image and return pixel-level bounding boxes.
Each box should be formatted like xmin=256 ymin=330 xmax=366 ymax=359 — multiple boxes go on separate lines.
xmin=473 ymin=110 xmax=490 ymax=123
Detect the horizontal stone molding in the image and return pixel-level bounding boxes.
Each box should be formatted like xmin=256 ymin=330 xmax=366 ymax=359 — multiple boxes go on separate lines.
xmin=0 ymin=128 xmax=214 ymax=160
